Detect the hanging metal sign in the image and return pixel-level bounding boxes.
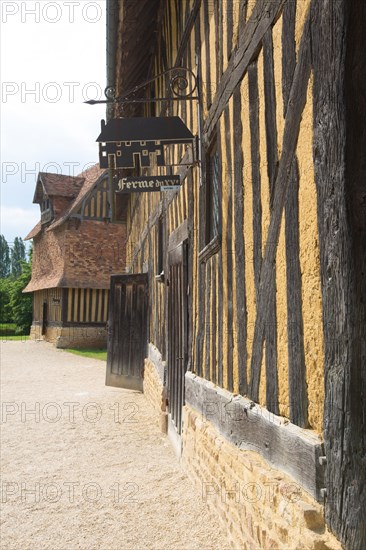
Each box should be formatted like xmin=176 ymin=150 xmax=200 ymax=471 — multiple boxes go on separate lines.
xmin=96 ymin=117 xmax=195 ymax=170
xmin=114 ymin=174 xmax=181 ymax=193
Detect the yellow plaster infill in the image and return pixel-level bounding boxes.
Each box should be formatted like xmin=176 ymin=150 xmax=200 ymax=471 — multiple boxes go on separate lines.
xmin=297 ymin=73 xmax=324 ymax=434
xmin=79 ymin=289 xmax=85 ymax=323
xmin=193 ymin=171 xmax=200 ymax=371
xmin=246 ymin=0 xmax=257 ymax=22
xmin=199 ymin=2 xmax=209 ymax=118
xmin=222 ymin=0 xmax=228 ymax=74
xmin=228 ymin=95 xmax=239 ymax=393
xmin=220 ymin=112 xmax=229 ymax=390
xmin=91 ymin=289 xmax=97 ymax=322
xmin=295 ymin=0 xmax=311 ymax=50
xmin=272 ymin=13 xmax=290 ymax=418
xmin=208 ymin=0 xmax=217 ymax=110
xmin=103 ymin=291 xmax=108 ymax=322
xmin=209 ymin=256 xmax=214 ymax=382
xmin=231 ymin=0 xmax=240 ymax=53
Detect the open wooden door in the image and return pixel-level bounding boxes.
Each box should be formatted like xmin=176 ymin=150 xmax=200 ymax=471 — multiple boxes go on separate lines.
xmin=42 ymin=301 xmax=48 ymax=335
xmin=167 ymin=241 xmax=188 ymax=436
xmin=106 ymin=274 xmax=149 ymax=391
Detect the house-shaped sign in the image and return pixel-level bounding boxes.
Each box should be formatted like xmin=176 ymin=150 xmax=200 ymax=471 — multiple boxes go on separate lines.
xmin=96 ymin=116 xmax=195 ymax=170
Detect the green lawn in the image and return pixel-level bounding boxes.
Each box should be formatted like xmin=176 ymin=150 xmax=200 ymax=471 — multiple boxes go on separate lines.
xmin=0 ymin=334 xmax=29 ymax=341
xmin=0 ymin=323 xmax=17 ymax=335
xmin=64 ymin=348 xmax=107 ymax=361
xmin=0 ymin=324 xmax=29 ymax=340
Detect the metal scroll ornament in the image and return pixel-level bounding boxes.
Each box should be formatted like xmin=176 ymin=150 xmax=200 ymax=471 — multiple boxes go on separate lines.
xmin=85 ymin=67 xmax=199 ymax=105
xmin=168 ymin=67 xmax=198 ymax=99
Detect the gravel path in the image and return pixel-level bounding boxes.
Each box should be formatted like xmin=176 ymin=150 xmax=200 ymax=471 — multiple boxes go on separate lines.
xmin=0 ymin=341 xmax=231 ymax=550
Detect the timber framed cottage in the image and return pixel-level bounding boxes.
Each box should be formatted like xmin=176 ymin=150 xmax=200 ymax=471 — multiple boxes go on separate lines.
xmin=102 ymin=1 xmax=365 ymax=548
xmin=24 ymin=164 xmax=126 ymax=348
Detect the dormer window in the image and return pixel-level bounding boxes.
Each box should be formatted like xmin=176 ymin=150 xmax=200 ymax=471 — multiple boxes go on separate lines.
xmin=41 ymin=198 xmax=50 ymax=212
xmin=41 ymin=197 xmax=52 ymax=224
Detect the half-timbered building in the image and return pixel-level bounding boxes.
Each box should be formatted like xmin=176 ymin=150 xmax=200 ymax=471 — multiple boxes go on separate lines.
xmin=103 ymin=1 xmax=365 ymax=548
xmin=24 ymin=164 xmax=126 ymax=348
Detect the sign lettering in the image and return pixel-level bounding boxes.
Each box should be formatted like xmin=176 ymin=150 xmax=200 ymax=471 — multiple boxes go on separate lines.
xmin=114 ymin=175 xmax=181 ymax=193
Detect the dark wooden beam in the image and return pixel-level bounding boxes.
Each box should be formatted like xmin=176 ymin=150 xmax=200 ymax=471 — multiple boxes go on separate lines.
xmin=247 ymin=60 xmax=262 ymax=308
xmin=211 ymin=255 xmax=217 ymax=385
xmin=175 ymin=0 xmax=202 ymax=66
xmin=226 ymin=0 xmax=234 ymax=60
xmin=282 ymin=0 xmax=308 ymax=428
xmin=204 ymin=259 xmax=211 ymax=379
xmin=262 ymin=27 xmax=279 ymax=414
xmin=224 ymin=106 xmax=234 ymax=392
xmin=203 ymin=0 xmax=212 ymax=108
xmin=185 ymin=372 xmax=326 ymax=502
xmin=312 ymin=0 xmax=366 ymax=546
xmin=233 ymin=85 xmax=247 ymax=395
xmin=249 ymin=13 xmax=312 ymax=401
xmin=203 ymin=0 xmax=285 ymax=143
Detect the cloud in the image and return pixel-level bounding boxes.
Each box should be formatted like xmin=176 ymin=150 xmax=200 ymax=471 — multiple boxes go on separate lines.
xmin=0 ymin=0 xmax=106 ymax=219
xmin=0 ymin=205 xmax=40 ymax=243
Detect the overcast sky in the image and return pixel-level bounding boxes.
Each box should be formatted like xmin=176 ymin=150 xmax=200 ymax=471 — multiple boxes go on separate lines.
xmin=0 ymin=0 xmax=107 ymax=246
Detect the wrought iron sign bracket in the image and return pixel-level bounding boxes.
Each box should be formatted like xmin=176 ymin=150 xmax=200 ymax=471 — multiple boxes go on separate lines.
xmin=84 ymin=67 xmax=199 ymax=105
xmin=90 ymin=66 xmax=204 ymax=217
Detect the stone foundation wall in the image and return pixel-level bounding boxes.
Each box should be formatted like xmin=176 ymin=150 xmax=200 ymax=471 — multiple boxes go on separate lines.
xmin=29 ymin=324 xmax=43 ymax=341
xmin=29 ymin=324 xmax=107 ymax=349
xmin=143 ymin=344 xmax=167 ymax=431
xmin=143 ymin=358 xmax=165 ymax=414
xmin=181 ymin=405 xmax=341 ymax=550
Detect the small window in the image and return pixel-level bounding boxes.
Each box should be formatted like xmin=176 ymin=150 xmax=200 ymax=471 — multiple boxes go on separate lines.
xmin=205 ymin=139 xmax=220 ymax=245
xmin=125 ymin=141 xmax=131 ymax=146
xmin=142 ymin=150 xmax=148 ymax=156
xmin=140 ymin=141 xmax=146 ymax=146
xmin=117 ymin=151 xmax=122 ymax=156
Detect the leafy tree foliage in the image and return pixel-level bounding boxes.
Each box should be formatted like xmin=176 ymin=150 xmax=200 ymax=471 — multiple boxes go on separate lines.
xmin=0 ymin=235 xmax=10 ymax=278
xmin=11 ymin=237 xmax=26 ymax=277
xmin=0 ymin=237 xmax=33 ymax=333
xmin=9 ymin=260 xmax=33 ymax=334
xmin=0 ymin=278 xmax=12 ymax=323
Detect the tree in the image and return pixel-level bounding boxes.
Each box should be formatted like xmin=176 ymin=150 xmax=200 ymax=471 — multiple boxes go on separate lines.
xmin=0 ymin=278 xmax=12 ymax=323
xmin=0 ymin=235 xmax=10 ymax=278
xmin=9 ymin=259 xmax=32 ymax=334
xmin=11 ymin=237 xmax=26 ymax=277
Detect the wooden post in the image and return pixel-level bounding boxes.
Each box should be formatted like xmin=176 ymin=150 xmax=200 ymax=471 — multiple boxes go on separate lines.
xmin=311 ymin=0 xmax=366 ymax=547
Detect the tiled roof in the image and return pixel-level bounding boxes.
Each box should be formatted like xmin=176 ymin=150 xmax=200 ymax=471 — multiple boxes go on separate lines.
xmin=24 ymin=221 xmax=42 ymax=241
xmin=35 ymin=173 xmax=85 ymax=201
xmin=23 ymin=274 xmax=64 ymax=293
xmin=23 ymin=275 xmax=110 ymax=293
xmin=25 ymin=164 xmax=107 ymax=240
xmin=49 ymin=165 xmax=106 ymax=231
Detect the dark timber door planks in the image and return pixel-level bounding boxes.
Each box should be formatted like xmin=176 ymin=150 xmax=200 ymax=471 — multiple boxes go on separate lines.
xmin=106 ymin=274 xmax=149 ymax=391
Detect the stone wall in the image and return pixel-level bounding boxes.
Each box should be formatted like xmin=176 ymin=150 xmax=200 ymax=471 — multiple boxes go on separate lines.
xmin=143 ymin=344 xmax=167 ymax=431
xmin=181 ymin=405 xmax=341 ymax=550
xmin=29 ymin=324 xmax=107 ymax=349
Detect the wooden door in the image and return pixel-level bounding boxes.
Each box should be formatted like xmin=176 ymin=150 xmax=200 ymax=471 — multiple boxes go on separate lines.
xmin=106 ymin=274 xmax=149 ymax=391
xmin=167 ymin=241 xmax=188 ymax=435
xmin=42 ymin=302 xmax=48 ymax=335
